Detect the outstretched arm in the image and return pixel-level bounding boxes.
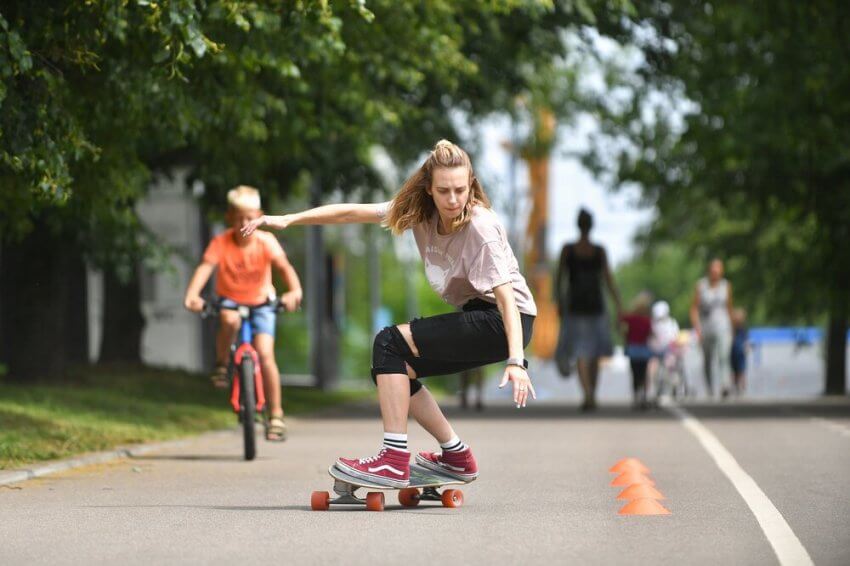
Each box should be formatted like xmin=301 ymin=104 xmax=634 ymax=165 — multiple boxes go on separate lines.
xmin=242 ymin=202 xmax=388 ymax=236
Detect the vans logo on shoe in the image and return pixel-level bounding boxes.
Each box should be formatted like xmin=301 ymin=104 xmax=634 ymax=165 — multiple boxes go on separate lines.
xmin=368 ymin=465 xmax=405 ymax=476
xmin=441 ymin=462 xmax=466 ymax=472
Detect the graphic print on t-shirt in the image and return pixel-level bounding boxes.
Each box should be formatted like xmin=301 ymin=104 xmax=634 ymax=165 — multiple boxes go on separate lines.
xmin=424 ymin=244 xmax=455 ymax=294
xmin=227 ymin=253 xmax=263 ymax=287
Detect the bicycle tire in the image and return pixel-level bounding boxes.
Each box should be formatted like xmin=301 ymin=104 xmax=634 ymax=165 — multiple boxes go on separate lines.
xmin=239 ymin=356 xmax=257 ymax=461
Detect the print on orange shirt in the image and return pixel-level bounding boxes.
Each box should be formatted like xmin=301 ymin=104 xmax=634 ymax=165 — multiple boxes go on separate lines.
xmin=202 ymin=228 xmax=285 ymax=305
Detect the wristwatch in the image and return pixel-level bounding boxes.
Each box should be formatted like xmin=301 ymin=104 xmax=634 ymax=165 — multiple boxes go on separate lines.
xmin=505 ymin=357 xmax=527 ymax=369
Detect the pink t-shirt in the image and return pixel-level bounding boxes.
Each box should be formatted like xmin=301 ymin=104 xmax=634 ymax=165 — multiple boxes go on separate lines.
xmin=379 ymin=202 xmax=537 ymax=316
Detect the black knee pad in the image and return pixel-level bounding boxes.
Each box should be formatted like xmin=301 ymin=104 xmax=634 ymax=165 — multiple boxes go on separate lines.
xmin=371 ymin=326 xmax=421 ymax=396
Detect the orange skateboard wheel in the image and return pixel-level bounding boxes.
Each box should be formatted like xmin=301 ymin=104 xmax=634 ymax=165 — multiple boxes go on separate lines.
xmin=398 ymin=488 xmax=421 ymax=507
xmin=366 ymin=491 xmax=385 ymax=511
xmin=441 ymin=489 xmax=463 ymax=508
xmin=311 ymin=491 xmax=330 ymax=511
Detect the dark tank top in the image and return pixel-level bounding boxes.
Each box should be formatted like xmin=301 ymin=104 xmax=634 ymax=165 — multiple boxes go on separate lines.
xmin=561 ymin=243 xmax=604 ymax=315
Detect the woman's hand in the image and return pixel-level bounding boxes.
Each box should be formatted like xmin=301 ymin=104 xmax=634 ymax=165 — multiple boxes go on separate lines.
xmin=241 ymin=215 xmax=266 ymax=237
xmin=241 ymin=214 xmax=293 ymax=237
xmin=498 ymin=365 xmax=536 ymax=408
xmin=693 ymin=324 xmax=703 ymax=343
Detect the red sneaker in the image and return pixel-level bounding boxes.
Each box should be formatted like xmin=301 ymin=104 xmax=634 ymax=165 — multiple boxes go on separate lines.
xmin=336 ymin=447 xmax=410 ymax=488
xmin=415 ymin=447 xmax=479 ymax=481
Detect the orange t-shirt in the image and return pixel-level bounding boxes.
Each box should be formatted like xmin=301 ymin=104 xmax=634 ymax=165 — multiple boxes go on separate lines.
xmin=202 ymin=229 xmax=285 ymax=305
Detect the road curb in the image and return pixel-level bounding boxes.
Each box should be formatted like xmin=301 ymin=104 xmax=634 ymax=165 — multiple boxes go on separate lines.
xmin=0 ymin=429 xmax=238 ymax=488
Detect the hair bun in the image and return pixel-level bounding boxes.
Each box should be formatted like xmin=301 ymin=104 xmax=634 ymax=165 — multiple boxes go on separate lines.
xmin=434 ymin=139 xmax=454 ymax=149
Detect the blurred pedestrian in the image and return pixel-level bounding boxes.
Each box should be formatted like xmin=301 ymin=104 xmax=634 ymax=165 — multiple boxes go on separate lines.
xmin=689 ymin=258 xmax=734 ymax=399
xmin=459 ymin=366 xmax=485 ymax=411
xmin=730 ymin=308 xmax=749 ymax=395
xmin=554 ymin=208 xmax=623 ymax=411
xmin=620 ymin=291 xmax=653 ymax=410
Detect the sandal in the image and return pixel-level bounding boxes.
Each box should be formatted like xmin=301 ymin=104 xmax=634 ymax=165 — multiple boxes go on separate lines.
xmin=210 ymin=365 xmax=229 ymax=389
xmin=266 ymin=415 xmax=287 ymax=442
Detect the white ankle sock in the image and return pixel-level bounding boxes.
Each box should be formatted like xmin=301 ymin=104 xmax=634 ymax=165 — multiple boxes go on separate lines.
xmin=440 ymin=436 xmax=467 ymax=452
xmin=383 ymin=432 xmax=408 ymax=451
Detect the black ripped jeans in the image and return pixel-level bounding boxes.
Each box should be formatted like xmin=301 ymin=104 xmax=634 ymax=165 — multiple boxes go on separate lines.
xmin=372 ymin=299 xmax=535 ymax=396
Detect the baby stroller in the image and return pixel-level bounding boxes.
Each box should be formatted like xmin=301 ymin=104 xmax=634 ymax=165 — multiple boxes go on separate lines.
xmin=654 ymin=331 xmax=690 ymax=401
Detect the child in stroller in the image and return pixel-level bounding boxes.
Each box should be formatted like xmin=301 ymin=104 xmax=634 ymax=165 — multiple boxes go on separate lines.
xmin=649 ymin=301 xmax=689 ymax=401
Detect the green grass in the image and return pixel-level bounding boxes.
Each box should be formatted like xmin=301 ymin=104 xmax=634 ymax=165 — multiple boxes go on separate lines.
xmin=0 ymin=365 xmax=370 ymax=470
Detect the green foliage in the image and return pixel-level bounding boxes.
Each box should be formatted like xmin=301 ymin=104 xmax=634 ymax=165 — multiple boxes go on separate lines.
xmin=1 ymin=0 xmax=628 ymax=265
xmin=586 ymin=0 xmax=850 ymax=323
xmin=1 ymin=0 xmax=641 ymax=381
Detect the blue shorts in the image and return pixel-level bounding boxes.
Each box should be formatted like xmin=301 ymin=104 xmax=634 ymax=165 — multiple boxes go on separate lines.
xmin=625 ymin=344 xmax=653 ymax=361
xmin=220 ymin=298 xmax=276 ymax=337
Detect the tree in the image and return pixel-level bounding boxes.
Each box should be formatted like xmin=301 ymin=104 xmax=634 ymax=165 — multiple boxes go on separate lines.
xmin=0 ymin=0 xmax=633 ymax=380
xmin=585 ymin=1 xmax=850 ymax=393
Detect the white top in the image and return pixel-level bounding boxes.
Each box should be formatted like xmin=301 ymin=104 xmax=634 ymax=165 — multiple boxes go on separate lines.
xmin=698 ymin=277 xmax=731 ymax=335
xmin=650 ymin=316 xmax=680 ymax=351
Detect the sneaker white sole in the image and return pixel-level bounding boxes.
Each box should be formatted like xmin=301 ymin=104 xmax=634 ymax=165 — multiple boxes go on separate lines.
xmin=414 ymin=454 xmax=478 ymax=482
xmin=335 ymin=461 xmax=410 ymax=488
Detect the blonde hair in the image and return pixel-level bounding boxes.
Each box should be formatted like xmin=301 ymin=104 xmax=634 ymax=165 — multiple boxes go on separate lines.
xmin=385 ymin=139 xmax=491 ymax=235
xmin=227 ymin=185 xmax=261 ymax=211
xmin=630 ymin=291 xmax=653 ymax=314
xmin=732 ymin=308 xmax=747 ymax=326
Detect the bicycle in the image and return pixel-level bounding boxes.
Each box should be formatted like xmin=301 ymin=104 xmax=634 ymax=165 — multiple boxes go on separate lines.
xmin=201 ymin=297 xmax=287 ymax=461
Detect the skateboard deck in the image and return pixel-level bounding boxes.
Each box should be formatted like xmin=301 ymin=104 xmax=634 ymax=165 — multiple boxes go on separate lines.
xmin=330 ymin=463 xmax=470 ymax=489
xmin=310 ymin=463 xmax=474 ymax=511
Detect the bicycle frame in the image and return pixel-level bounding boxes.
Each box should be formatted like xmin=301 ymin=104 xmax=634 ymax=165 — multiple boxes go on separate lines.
xmin=228 ymin=306 xmax=266 ymax=415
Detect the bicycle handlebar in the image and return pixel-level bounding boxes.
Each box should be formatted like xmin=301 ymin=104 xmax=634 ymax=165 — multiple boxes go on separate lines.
xmin=199 ymin=297 xmax=292 ymax=319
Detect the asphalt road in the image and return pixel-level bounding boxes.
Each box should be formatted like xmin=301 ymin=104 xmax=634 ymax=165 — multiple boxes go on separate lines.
xmin=2 ymin=395 xmax=848 ymax=565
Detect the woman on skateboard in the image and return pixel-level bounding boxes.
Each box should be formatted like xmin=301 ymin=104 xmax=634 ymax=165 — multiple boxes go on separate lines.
xmin=242 ymin=140 xmax=537 ymax=487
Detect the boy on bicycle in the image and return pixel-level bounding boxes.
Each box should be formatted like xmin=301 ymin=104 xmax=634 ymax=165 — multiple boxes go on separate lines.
xmin=184 ymin=186 xmax=303 ymax=441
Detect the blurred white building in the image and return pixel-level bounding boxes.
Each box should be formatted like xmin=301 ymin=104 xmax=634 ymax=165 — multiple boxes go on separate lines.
xmin=87 ymin=168 xmax=210 ymax=371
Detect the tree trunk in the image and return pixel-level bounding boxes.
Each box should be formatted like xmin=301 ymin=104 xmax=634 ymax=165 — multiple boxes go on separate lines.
xmin=64 ymin=239 xmax=90 ymax=365
xmin=99 ymin=265 xmax=145 ymax=364
xmin=824 ymin=303 xmax=848 ymax=395
xmin=0 ymin=219 xmax=69 ymax=381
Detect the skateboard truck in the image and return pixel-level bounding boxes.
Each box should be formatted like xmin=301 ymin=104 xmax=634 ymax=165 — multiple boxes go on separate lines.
xmin=330 ymin=479 xmax=367 ymax=505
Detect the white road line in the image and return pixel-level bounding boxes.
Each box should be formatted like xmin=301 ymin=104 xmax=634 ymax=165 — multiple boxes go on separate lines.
xmin=667 ymin=405 xmax=814 ymax=566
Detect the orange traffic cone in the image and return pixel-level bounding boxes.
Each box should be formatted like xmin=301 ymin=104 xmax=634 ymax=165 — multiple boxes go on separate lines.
xmin=609 ymin=458 xmax=650 ymax=474
xmin=618 ymin=498 xmax=671 ymax=516
xmin=617 ymin=484 xmax=665 ymax=501
xmin=610 ymin=471 xmax=655 ymax=487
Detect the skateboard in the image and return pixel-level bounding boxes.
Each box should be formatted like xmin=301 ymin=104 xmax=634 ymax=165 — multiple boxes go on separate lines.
xmin=311 ymin=463 xmax=474 ymax=511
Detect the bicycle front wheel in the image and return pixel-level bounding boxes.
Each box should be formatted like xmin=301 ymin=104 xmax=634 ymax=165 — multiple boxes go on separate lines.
xmin=239 ymin=357 xmax=257 ymax=461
